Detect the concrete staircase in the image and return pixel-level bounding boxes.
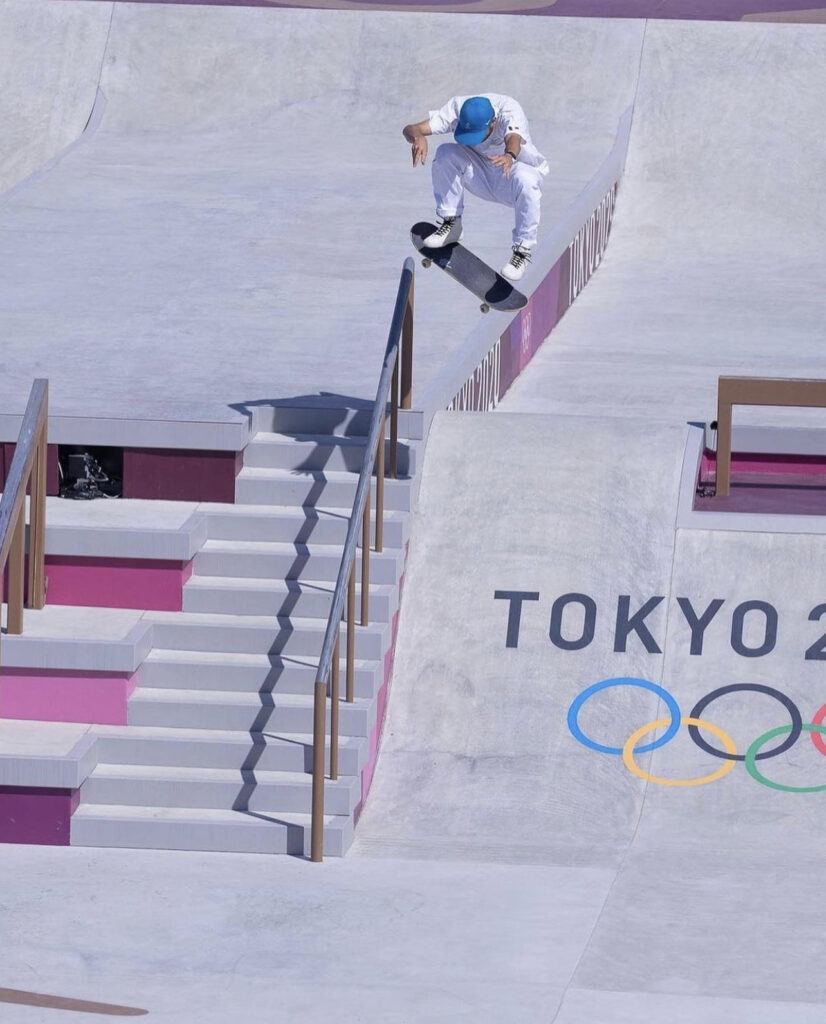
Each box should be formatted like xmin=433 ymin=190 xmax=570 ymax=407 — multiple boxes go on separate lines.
xmin=71 ymin=425 xmax=413 ymax=857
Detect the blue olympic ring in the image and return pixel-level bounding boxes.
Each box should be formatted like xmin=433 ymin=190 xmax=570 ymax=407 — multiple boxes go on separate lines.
xmin=567 ymin=677 xmax=682 ymax=755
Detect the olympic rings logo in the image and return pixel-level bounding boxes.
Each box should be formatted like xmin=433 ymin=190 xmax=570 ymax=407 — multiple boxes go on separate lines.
xmin=567 ymin=677 xmax=826 ymax=792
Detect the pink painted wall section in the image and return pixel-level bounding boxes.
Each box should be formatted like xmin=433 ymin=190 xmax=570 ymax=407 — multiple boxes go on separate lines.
xmin=44 ymin=556 xmax=193 ymax=611
xmin=0 ymin=668 xmax=137 ymax=725
xmin=700 ymin=450 xmax=826 ymax=482
xmin=0 ymin=786 xmax=79 ymax=846
xmin=447 ymin=184 xmax=618 ymax=412
xmin=355 ymin=569 xmax=405 ymax=821
xmin=123 ymin=448 xmax=242 ymax=502
xmin=696 ymin=450 xmax=826 ymax=515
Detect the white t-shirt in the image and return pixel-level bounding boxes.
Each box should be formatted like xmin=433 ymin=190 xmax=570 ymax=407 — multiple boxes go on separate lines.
xmin=428 ymin=93 xmax=549 ymax=175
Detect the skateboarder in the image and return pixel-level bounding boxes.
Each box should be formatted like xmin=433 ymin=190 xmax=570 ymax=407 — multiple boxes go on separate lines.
xmin=403 ymin=94 xmax=548 ymax=282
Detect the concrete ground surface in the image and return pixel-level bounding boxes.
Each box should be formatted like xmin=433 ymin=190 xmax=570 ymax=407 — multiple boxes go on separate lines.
xmin=0 ymin=843 xmax=604 ymax=1023
xmin=0 ymin=1 xmax=640 ymax=430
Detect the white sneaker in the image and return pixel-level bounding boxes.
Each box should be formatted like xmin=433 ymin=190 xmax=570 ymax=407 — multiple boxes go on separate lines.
xmin=424 ymin=216 xmax=463 ymax=248
xmin=501 ymin=245 xmax=532 ymax=282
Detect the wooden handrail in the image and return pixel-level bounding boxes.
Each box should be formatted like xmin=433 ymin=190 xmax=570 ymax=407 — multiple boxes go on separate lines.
xmin=716 ymin=376 xmax=826 ymax=496
xmin=0 ymin=380 xmax=48 ymax=662
xmin=310 ymin=261 xmax=414 ymax=861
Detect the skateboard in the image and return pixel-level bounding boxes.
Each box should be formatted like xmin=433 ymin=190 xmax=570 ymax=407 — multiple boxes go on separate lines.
xmin=411 ymin=222 xmax=528 ymax=314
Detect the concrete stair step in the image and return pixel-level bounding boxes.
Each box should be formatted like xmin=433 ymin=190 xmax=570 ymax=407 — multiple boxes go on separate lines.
xmin=235 ymin=467 xmax=411 ymax=511
xmin=183 ymin=576 xmax=397 ymax=622
xmin=244 ymin=432 xmax=416 ymax=475
xmin=71 ymin=804 xmax=353 ymax=856
xmin=138 ymin=650 xmax=382 ymax=699
xmin=259 ymin=402 xmax=422 ymax=441
xmin=93 ymin=725 xmax=368 ymax=775
xmin=128 ymin=687 xmax=374 ymax=736
xmin=203 ymin=504 xmax=409 ymax=548
xmin=194 ymin=539 xmax=404 ymax=585
xmin=82 ymin=764 xmax=359 ymax=815
xmin=147 ymin=610 xmax=389 ymax=660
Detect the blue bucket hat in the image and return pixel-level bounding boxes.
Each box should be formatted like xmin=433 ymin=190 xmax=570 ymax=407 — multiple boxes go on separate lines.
xmin=454 ymin=96 xmax=495 ymax=146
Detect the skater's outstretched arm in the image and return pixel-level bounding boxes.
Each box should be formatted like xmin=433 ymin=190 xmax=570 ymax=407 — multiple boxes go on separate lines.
xmin=402 ymin=120 xmax=432 ymax=167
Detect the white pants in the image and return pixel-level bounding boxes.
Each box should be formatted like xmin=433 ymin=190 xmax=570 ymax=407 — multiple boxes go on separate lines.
xmin=431 ymin=142 xmax=543 ymax=250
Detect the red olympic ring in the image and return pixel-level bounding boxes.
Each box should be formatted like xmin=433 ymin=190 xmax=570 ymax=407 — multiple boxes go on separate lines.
xmin=811 ymin=704 xmax=826 ymax=755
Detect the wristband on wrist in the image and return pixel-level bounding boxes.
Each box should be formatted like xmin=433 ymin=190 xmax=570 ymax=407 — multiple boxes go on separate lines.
xmin=506 ymin=150 xmax=519 ymax=161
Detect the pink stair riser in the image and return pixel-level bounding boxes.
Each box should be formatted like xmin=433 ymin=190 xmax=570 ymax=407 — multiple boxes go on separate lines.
xmin=44 ymin=556 xmax=193 ymax=611
xmin=0 ymin=669 xmax=137 ymax=725
xmin=355 ymin=570 xmax=405 ymax=821
xmin=0 ymin=786 xmax=79 ymax=846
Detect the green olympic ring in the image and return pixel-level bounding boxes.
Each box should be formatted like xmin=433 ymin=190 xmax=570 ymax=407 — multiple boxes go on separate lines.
xmin=746 ymin=723 xmax=826 ymax=793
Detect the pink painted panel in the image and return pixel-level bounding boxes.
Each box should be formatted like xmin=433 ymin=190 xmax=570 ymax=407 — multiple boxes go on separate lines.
xmin=0 ymin=786 xmax=79 ymax=846
xmin=355 ymin=568 xmax=406 ymax=821
xmin=701 ymin=450 xmax=826 ymax=480
xmin=123 ymin=448 xmax=242 ymax=502
xmin=0 ymin=668 xmax=136 ymax=725
xmin=44 ymin=556 xmax=192 ymax=611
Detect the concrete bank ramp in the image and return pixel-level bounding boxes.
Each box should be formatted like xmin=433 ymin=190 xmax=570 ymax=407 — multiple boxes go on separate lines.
xmin=501 ymin=19 xmax=826 ymax=425
xmin=357 ymin=411 xmax=826 ymax=1020
xmin=0 ymin=4 xmax=642 ymax=424
xmin=0 ymin=0 xmax=112 ymax=194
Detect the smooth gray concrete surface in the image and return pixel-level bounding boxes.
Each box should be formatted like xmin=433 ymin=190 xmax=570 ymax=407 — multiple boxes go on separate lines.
xmin=0 ymin=0 xmax=111 ymax=194
xmin=0 ymin=3 xmax=643 ymax=435
xmin=356 ymin=412 xmax=826 ymax=1018
xmin=500 ymin=20 xmax=826 ymax=429
xmin=0 ymin=843 xmax=611 ymax=1023
xmin=358 ymin=412 xmax=685 ymax=866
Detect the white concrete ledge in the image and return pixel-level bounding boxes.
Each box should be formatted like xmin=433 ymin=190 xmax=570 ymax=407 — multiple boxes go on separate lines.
xmin=0 ymin=722 xmax=97 ymax=789
xmin=1 ymin=609 xmax=152 ymax=672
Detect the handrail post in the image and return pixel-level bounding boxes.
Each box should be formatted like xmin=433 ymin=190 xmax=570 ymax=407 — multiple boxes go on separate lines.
xmin=361 ymin=480 xmax=370 ymax=627
xmin=376 ymin=414 xmax=385 ymax=553
xmin=310 ymin=677 xmax=328 ymax=862
xmin=330 ymin=633 xmax=340 ymax=780
xmin=347 ymin=564 xmax=355 ymax=703
xmin=401 ymin=273 xmax=414 ymax=410
xmin=27 ymin=408 xmax=48 ymax=609
xmin=715 ymin=381 xmax=733 ymax=498
xmin=1 ymin=379 xmax=49 ymax=641
xmin=7 ymin=515 xmax=25 ymax=635
xmin=390 ymin=360 xmax=399 ymax=480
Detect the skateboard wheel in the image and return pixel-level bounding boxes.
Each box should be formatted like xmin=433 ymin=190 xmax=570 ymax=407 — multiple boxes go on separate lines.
xmin=480 ymin=303 xmax=490 ymax=314
xmin=422 ymin=258 xmax=432 ymax=269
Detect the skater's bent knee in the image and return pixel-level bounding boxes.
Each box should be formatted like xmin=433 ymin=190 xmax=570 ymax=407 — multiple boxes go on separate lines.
xmin=512 ymin=164 xmax=542 ymax=188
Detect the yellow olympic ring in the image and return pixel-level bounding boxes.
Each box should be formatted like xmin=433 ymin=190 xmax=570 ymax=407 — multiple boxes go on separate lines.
xmin=622 ymin=716 xmax=737 ymax=788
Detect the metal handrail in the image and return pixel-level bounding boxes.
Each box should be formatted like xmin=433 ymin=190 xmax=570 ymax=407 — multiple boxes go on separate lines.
xmin=0 ymin=379 xmax=49 ymax=662
xmin=310 ymin=259 xmax=414 ymax=861
xmin=715 ymin=376 xmax=826 ymax=496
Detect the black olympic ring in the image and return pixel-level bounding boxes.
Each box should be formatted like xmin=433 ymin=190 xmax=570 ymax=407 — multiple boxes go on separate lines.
xmin=688 ymin=684 xmax=802 ymax=762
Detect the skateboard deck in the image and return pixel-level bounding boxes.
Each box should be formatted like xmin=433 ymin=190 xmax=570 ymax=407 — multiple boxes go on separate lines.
xmin=411 ymin=222 xmax=528 ymax=314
